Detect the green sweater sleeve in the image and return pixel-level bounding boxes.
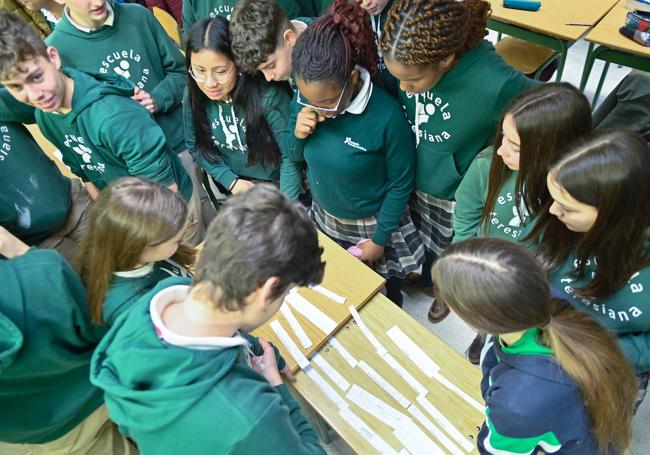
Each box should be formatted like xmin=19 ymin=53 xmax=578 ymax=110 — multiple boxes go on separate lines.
xmin=229 ymin=383 xmax=326 ymax=455
xmin=453 ymin=148 xmax=492 ymax=243
xmin=372 ymin=110 xmax=416 ymax=246
xmin=0 ymin=89 xmax=36 ymax=124
xmin=146 ymin=13 xmax=187 ymax=114
xmin=616 ymin=331 xmax=650 ymax=373
xmin=284 ymin=97 xmax=307 ymax=162
xmin=181 ymin=0 xmax=196 ymax=41
xmin=99 ymin=105 xmax=176 ymax=187
xmin=262 ymin=87 xmax=303 ymax=200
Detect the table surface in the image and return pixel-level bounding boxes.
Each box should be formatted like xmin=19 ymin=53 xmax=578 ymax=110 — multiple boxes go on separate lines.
xmin=293 ymin=292 xmax=485 ymax=454
xmin=252 ymin=232 xmax=385 ymax=372
xmin=585 ymin=0 xmax=650 ymax=56
xmin=489 ymin=0 xmax=619 ymax=41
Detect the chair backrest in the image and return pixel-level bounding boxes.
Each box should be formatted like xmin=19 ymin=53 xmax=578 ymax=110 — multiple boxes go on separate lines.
xmin=152 ymin=6 xmax=182 ymax=48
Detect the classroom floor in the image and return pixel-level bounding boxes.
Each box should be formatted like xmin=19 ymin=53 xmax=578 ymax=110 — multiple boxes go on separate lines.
xmin=324 ymin=35 xmax=648 ymax=455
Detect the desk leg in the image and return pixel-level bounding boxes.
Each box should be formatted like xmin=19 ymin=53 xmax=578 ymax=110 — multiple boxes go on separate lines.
xmin=555 ymin=40 xmax=569 ymax=81
xmin=593 ymin=61 xmax=611 ymax=106
xmin=579 ymin=42 xmax=596 ymax=92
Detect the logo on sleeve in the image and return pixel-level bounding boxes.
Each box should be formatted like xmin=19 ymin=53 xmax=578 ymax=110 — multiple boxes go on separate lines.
xmin=343 ymin=137 xmax=367 ymax=152
xmin=100 ymin=49 xmax=151 ymax=90
xmin=0 ymin=125 xmax=11 ymax=161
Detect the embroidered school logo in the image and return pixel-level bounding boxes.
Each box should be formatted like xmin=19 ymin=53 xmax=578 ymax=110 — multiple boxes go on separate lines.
xmin=404 ymin=91 xmax=453 ymax=144
xmin=99 ymin=49 xmax=152 ymax=90
xmin=344 ymin=137 xmax=367 ymax=152
xmin=0 ymin=125 xmax=10 ymax=161
xmin=63 ymin=134 xmax=105 ymax=174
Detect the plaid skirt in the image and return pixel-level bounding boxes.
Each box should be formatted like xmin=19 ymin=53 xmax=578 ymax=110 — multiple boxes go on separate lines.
xmin=410 ymin=190 xmax=455 ymax=259
xmin=310 ymin=201 xmax=424 ymax=280
xmin=635 ymin=371 xmax=649 ymax=412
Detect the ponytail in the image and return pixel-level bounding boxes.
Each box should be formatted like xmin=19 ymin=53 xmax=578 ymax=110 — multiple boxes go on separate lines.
xmin=292 ymin=0 xmax=378 ymax=84
xmin=543 ymin=300 xmax=636 ymax=454
xmin=381 ymin=0 xmax=490 ymax=65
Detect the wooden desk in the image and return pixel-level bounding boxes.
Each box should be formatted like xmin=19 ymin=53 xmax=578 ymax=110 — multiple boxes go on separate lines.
xmin=253 ymin=232 xmax=385 ymax=372
xmin=488 ymin=0 xmax=618 ymax=80
xmin=580 ymin=0 xmax=650 ymax=103
xmin=293 ymin=293 xmax=484 ymax=454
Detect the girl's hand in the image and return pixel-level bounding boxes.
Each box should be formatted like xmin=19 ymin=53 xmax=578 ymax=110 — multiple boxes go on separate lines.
xmin=359 ymin=239 xmax=384 ymax=263
xmin=295 ymin=107 xmax=325 ymax=139
xmin=0 ymin=226 xmax=29 ymax=259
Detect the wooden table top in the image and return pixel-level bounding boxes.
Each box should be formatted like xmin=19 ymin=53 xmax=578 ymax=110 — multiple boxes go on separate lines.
xmin=253 ymin=232 xmax=385 ymax=372
xmin=585 ymin=0 xmax=650 ymax=57
xmin=293 ymin=292 xmax=485 ymax=454
xmin=489 ymin=0 xmax=619 ymax=41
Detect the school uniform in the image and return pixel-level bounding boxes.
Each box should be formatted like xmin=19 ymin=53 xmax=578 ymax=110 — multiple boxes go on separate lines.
xmin=35 ymin=68 xmax=192 ymax=199
xmin=91 ymin=278 xmax=326 ymax=455
xmin=549 ymin=252 xmax=650 ymax=406
xmin=287 ymin=67 xmax=423 ymax=280
xmin=297 ymin=0 xmax=332 ymax=16
xmin=182 ymin=0 xmax=303 ymax=36
xmin=478 ymin=329 xmax=598 ymax=454
xmin=0 ymin=249 xmax=103 ymax=444
xmin=453 ymin=147 xmax=532 ymax=243
xmin=183 ymin=84 xmax=303 ymax=199
xmin=104 ymin=259 xmax=192 ymax=326
xmin=368 ymin=0 xmax=399 ymax=98
xmin=0 ymin=122 xmax=92 ymax=263
xmin=400 ymin=40 xmax=537 ymax=258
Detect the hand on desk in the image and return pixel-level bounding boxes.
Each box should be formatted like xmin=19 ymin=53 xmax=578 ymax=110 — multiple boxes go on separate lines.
xmin=252 ymin=338 xmax=295 ymax=386
xmin=358 ymin=239 xmax=384 ymax=264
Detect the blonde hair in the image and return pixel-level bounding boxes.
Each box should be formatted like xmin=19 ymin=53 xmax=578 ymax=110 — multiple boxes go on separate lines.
xmin=77 ymin=177 xmax=195 ymax=324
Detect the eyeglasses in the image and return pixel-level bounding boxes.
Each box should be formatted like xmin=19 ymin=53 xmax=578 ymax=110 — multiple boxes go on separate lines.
xmin=296 ymin=79 xmax=348 ymax=113
xmin=188 ymin=64 xmax=236 ymax=84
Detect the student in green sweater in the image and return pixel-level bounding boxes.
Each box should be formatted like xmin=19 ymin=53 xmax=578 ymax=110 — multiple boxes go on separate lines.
xmin=0 ymin=11 xmax=194 ymax=228
xmin=431 ymin=238 xmax=637 ymax=455
xmin=290 ymin=0 xmax=422 ymax=306
xmin=0 ymin=120 xmax=92 ymax=264
xmin=230 ymin=0 xmax=311 ymax=83
xmin=453 ymin=84 xmax=593 ymax=362
xmin=90 ymin=184 xmax=326 ymax=455
xmin=359 ymin=0 xmax=398 ymax=97
xmin=77 ymin=177 xmax=195 ymax=326
xmin=529 ymin=129 xmax=650 ymax=409
xmin=45 ymin=0 xmax=215 ymax=244
xmin=182 ymin=0 xmax=302 ymax=37
xmin=381 ymin=0 xmax=538 ymax=320
xmin=0 ymin=227 xmax=136 ymax=454
xmin=184 ymin=16 xmax=302 ymax=198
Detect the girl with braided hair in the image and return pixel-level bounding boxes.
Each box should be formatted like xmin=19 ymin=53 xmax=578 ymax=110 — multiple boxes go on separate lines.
xmin=287 ymin=0 xmax=424 ymax=306
xmin=381 ymin=0 xmax=537 ymax=321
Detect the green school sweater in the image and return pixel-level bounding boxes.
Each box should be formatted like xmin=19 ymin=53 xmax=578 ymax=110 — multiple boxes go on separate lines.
xmin=453 ymin=148 xmax=532 ymax=243
xmin=549 ymin=255 xmax=650 ymax=373
xmin=183 ymin=85 xmax=302 ymax=199
xmin=91 ymin=278 xmax=325 ymax=455
xmin=45 ymin=1 xmax=186 ymax=153
xmin=103 ymin=259 xmax=191 ymax=326
xmin=370 ymin=0 xmax=399 ymax=98
xmin=182 ymin=0 xmax=302 ymax=35
xmin=399 ymin=40 xmax=538 ymax=201
xmin=0 ymin=122 xmax=72 ymax=245
xmin=0 ymin=248 xmax=105 ymax=444
xmin=0 ymin=88 xmax=37 ymax=124
xmin=288 ymin=83 xmax=415 ymax=246
xmin=36 ymin=68 xmax=191 ymax=200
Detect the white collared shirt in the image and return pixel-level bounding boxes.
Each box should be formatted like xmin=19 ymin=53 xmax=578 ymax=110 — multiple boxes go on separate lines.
xmin=64 ymin=2 xmax=115 ymax=33
xmin=342 ymin=66 xmax=373 ymax=115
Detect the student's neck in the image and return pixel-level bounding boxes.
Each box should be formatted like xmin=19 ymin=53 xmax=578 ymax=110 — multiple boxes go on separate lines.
xmin=161 ymin=298 xmax=239 ymax=338
xmin=44 ymin=1 xmax=64 ymax=18
xmin=67 ymin=7 xmax=105 ymax=29
xmin=55 ymin=74 xmax=75 ymax=114
xmin=499 ymin=330 xmax=527 ymax=347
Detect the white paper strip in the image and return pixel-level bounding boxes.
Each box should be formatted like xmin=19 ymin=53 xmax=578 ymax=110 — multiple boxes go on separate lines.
xmin=311 ymin=353 xmax=350 ymax=392
xmin=407 ymin=403 xmax=462 ymax=454
xmin=349 ymin=306 xmax=387 ymax=356
xmin=287 ymin=292 xmax=338 ymax=335
xmin=433 ymin=372 xmax=484 ymax=412
xmin=304 ymin=365 xmax=348 ymax=409
xmin=381 ymin=352 xmax=428 ymax=396
xmin=346 ymin=385 xmax=410 ymax=429
xmin=386 ymin=326 xmax=440 ymax=377
xmin=394 ymin=425 xmax=445 ymax=455
xmin=358 ymin=361 xmax=410 ymax=408
xmin=310 ymin=284 xmax=347 ymax=304
xmin=416 ymin=395 xmax=474 ymax=452
xmin=270 ymin=320 xmax=310 ymax=369
xmin=329 ymin=338 xmax=358 ymax=367
xmin=338 ymin=407 xmax=398 ymax=455
xmin=280 ymin=304 xmax=312 ymax=349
